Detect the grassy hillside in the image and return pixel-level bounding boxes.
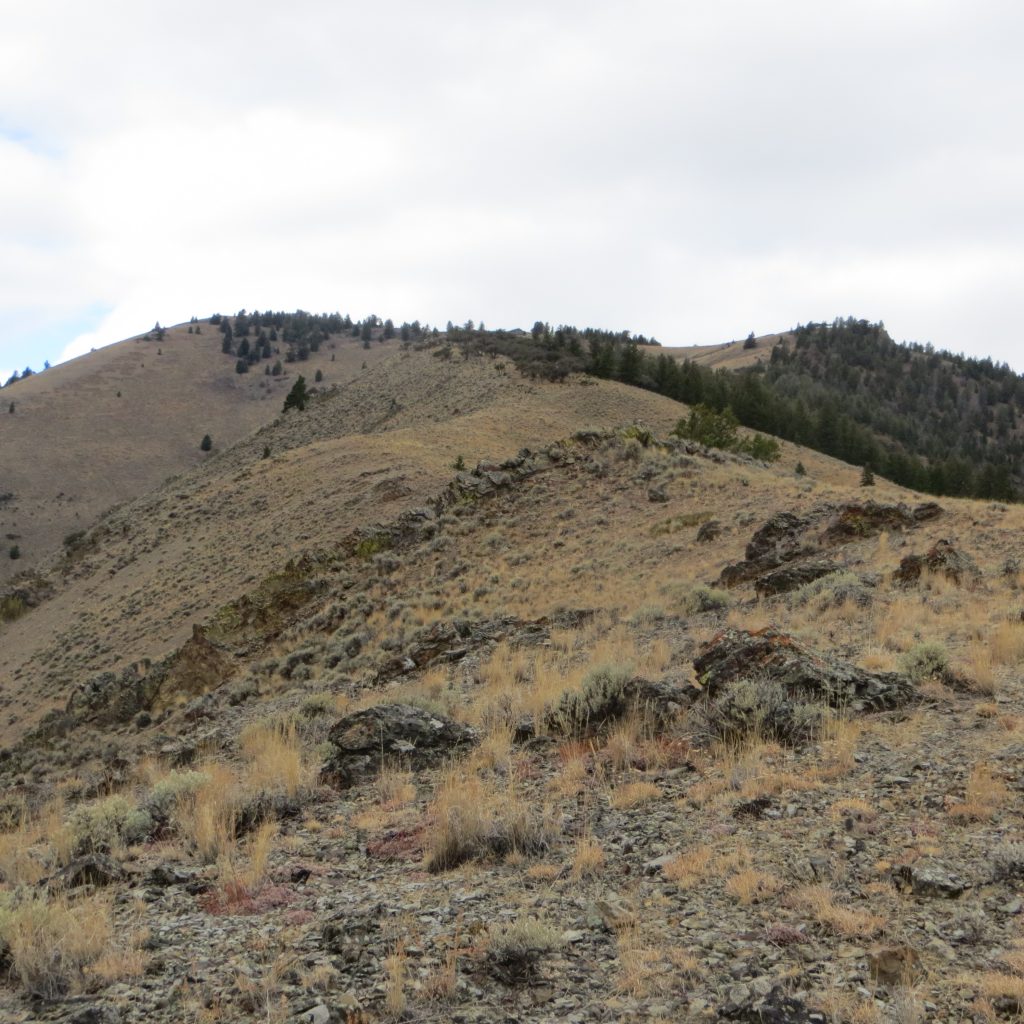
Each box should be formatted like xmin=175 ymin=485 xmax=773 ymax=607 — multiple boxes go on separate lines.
xmin=1 ymin=315 xmax=1023 ymax=1022
xmin=0 ymin=320 xmax=396 ymax=584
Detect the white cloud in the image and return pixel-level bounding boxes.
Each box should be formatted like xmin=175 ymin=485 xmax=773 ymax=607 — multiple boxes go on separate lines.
xmin=2 ymin=1 xmax=1024 ymax=370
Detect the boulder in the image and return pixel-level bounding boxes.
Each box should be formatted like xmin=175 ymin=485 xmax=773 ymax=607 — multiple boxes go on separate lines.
xmin=696 ymin=520 xmax=722 ymax=543
xmin=694 ymin=628 xmax=917 ymax=712
xmin=45 ymin=853 xmax=125 ymax=890
xmin=892 ymin=859 xmax=967 ymax=898
xmin=324 ymin=704 xmax=477 ymax=786
xmin=754 ymin=560 xmax=842 ymax=598
xmin=820 ymin=500 xmax=920 ymax=544
xmin=893 ymin=539 xmax=979 ymax=586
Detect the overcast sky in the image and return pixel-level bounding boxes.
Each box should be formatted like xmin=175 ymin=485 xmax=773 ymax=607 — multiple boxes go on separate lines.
xmin=3 ymin=1 xmax=1023 ymax=384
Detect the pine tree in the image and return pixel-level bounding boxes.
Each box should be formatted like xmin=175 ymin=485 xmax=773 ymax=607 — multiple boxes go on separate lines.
xmin=200 ymin=434 xmax=212 ymax=452
xmin=283 ymin=375 xmax=308 ymax=412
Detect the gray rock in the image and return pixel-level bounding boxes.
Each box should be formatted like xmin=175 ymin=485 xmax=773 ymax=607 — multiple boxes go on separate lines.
xmin=893 ymin=859 xmax=967 ymax=898
xmin=324 ymin=704 xmax=477 ymax=785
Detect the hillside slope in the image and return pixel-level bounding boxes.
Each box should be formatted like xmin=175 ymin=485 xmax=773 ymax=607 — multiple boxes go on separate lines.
xmin=0 ymin=346 xmax=690 ymax=742
xmin=0 ymin=396 xmax=1021 ymax=1022
xmin=0 ymin=322 xmax=391 ymax=583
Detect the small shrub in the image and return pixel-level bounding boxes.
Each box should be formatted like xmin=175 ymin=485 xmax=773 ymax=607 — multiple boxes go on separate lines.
xmin=789 ymin=571 xmax=873 ymax=611
xmin=144 ymin=770 xmax=210 ymax=824
xmin=8 ymin=544 xmax=20 ymax=560
xmin=795 ymin=461 xmax=806 ymax=476
xmin=703 ymin=676 xmax=824 ymax=746
xmin=0 ymin=595 xmax=26 ymax=623
xmin=898 ymin=641 xmax=949 ymax=682
xmin=550 ymin=663 xmax=634 ymax=736
xmin=69 ymin=795 xmax=152 ymax=855
xmin=484 ymin=916 xmax=562 ymax=983
xmin=199 ymin=434 xmax=212 ymax=452
xmin=667 ymin=583 xmax=730 ymax=615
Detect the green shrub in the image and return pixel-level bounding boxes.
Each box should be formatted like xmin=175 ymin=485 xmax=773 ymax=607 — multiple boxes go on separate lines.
xmin=703 ymin=676 xmax=824 ymax=746
xmin=665 ymin=583 xmax=731 ymax=615
xmin=69 ymin=795 xmax=152 ymax=855
xmin=145 ymin=770 xmax=210 ymax=824
xmin=550 ymin=663 xmax=634 ymax=736
xmin=788 ymin=571 xmax=873 ymax=612
xmin=0 ymin=595 xmax=26 ymax=623
xmin=898 ymin=642 xmax=949 ymax=682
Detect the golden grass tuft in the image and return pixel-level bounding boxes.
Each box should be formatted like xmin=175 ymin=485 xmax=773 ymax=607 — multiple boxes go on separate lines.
xmin=570 ymin=836 xmax=605 ymax=880
xmin=794 ymin=884 xmax=885 ymax=938
xmin=609 ymin=780 xmax=662 ymax=809
xmin=947 ymin=762 xmax=1008 ymax=822
xmin=725 ymin=868 xmax=784 ymax=905
xmin=238 ymin=720 xmax=313 ymax=798
xmin=0 ymin=893 xmax=115 ymax=998
xmin=662 ymin=844 xmax=715 ymax=888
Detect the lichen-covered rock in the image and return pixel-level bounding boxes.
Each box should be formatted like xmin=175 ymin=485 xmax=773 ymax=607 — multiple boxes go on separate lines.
xmin=754 ymin=560 xmax=842 ymax=598
xmin=693 ymin=628 xmax=917 ymax=711
xmin=893 ymin=539 xmax=979 ymax=586
xmin=892 ymin=859 xmax=967 ymax=898
xmin=324 ymin=704 xmax=477 ymax=785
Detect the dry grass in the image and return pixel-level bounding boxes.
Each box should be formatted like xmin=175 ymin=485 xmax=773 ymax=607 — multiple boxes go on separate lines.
xmin=0 ymin=893 xmax=115 ymax=998
xmin=794 ymin=884 xmax=885 ymax=938
xmin=725 ymin=868 xmax=784 ymax=905
xmin=376 ymin=768 xmax=417 ymax=809
xmin=238 ymin=720 xmax=313 ymax=798
xmin=947 ymin=763 xmax=1009 ymax=822
xmin=615 ymin=923 xmax=665 ymax=996
xmin=423 ymin=770 xmax=557 ymax=872
xmin=174 ymin=762 xmax=239 ymax=864
xmin=383 ymin=940 xmax=407 ymax=1015
xmin=662 ymin=844 xmax=715 ymax=888
xmin=609 ymin=780 xmax=662 ymax=809
xmin=570 ymin=836 xmax=605 ymax=880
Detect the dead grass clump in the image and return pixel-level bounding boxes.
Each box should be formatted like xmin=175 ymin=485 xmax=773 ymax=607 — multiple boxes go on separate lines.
xmin=609 ymin=780 xmax=663 ymax=809
xmin=992 ymin=621 xmax=1024 ymax=666
xmin=794 ymin=884 xmax=885 ymax=938
xmin=662 ymin=844 xmax=715 ymax=888
xmin=570 ymin=837 xmax=605 ymax=880
xmin=173 ymin=762 xmax=240 ymax=864
xmin=424 ymin=771 xmax=557 ymax=872
xmin=238 ymin=720 xmax=314 ymax=798
xmin=725 ymin=868 xmax=784 ymax=905
xmin=615 ymin=923 xmax=666 ymax=996
xmin=0 ymin=892 xmax=115 ymax=998
xmin=947 ymin=763 xmax=1008 ymax=822
xmin=375 ymin=768 xmax=417 ymax=809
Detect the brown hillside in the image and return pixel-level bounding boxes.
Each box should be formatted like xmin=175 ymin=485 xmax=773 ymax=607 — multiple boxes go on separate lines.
xmin=0 ymin=322 xmax=392 ymax=584
xmin=0 ymin=332 xmax=1021 ymax=1023
xmin=0 ymin=347 xmax=689 ymax=742
xmin=664 ymin=331 xmax=789 ymax=369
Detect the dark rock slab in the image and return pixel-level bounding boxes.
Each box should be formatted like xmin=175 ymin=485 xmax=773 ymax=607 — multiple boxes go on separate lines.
xmin=893 ymin=539 xmax=979 ymax=586
xmin=892 ymin=859 xmax=967 ymax=898
xmin=719 ymin=985 xmax=827 ymax=1022
xmin=324 ymin=704 xmax=477 ymax=786
xmin=694 ymin=628 xmax=917 ymax=712
xmin=754 ymin=560 xmax=842 ymax=598
xmin=45 ymin=853 xmax=125 ymax=890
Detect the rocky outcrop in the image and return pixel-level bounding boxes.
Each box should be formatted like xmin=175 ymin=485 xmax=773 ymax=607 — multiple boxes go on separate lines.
xmin=754 ymin=560 xmax=842 ymax=598
xmin=323 ymin=704 xmax=477 ymax=786
xmin=694 ymin=628 xmax=917 ymax=712
xmin=893 ymin=539 xmax=979 ymax=586
xmin=720 ymin=501 xmax=943 ymax=590
xmin=376 ymin=612 xmax=594 ymax=681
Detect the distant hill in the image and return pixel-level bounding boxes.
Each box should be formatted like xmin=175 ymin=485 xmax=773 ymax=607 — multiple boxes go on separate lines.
xmin=452 ymin=318 xmax=1021 ymax=500
xmin=0 ymin=315 xmax=394 ymax=583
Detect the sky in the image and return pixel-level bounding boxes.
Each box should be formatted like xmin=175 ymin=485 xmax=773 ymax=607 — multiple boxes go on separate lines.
xmin=3 ymin=1 xmax=1024 ymax=385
